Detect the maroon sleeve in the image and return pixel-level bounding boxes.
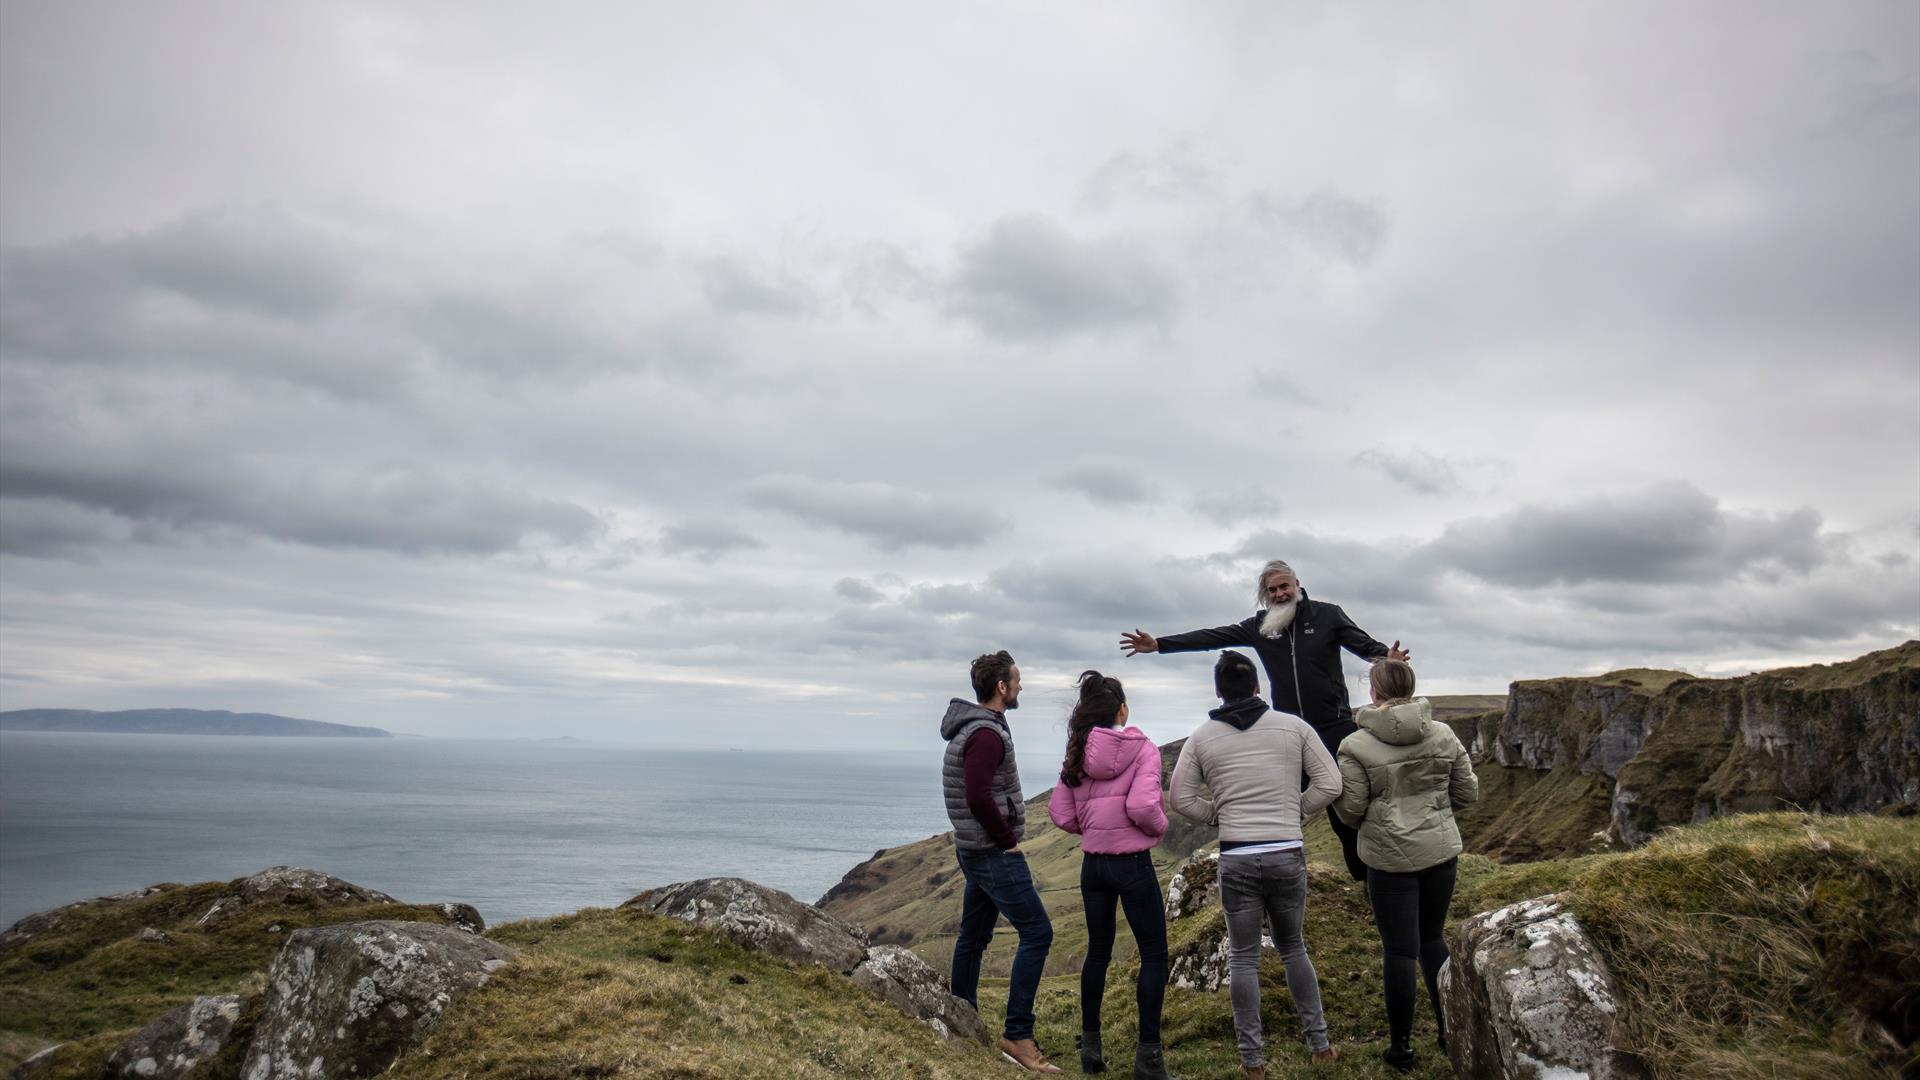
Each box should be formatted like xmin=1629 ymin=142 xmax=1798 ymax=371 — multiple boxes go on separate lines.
xmin=962 ymin=728 xmax=1017 ymax=849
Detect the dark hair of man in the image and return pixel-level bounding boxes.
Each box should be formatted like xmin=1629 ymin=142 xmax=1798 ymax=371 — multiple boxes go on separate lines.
xmin=970 ymin=650 xmax=1016 ymax=703
xmin=1214 ymin=650 xmax=1260 ymax=700
xmin=1059 ymin=670 xmax=1126 ymax=787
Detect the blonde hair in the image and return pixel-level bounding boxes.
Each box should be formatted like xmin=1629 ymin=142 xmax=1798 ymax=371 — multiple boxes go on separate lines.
xmin=1371 ymin=658 xmax=1416 ymax=704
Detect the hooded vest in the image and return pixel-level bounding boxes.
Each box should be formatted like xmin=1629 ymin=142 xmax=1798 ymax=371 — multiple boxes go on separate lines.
xmin=940 ymin=699 xmax=1026 ymax=850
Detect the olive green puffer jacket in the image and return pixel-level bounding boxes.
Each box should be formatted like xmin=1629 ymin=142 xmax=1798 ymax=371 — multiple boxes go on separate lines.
xmin=1333 ymin=698 xmax=1478 ymax=873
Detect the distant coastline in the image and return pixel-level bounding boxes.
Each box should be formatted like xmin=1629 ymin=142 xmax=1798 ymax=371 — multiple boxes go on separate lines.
xmin=0 ymin=708 xmax=391 ymax=738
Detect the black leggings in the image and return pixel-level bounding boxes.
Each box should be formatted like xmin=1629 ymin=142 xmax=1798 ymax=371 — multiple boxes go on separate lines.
xmin=1366 ymin=857 xmax=1458 ymax=1047
xmin=1080 ymin=850 xmax=1168 ymax=1044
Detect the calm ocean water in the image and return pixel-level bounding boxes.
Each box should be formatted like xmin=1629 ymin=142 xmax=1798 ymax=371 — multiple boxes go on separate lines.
xmin=0 ymin=733 xmax=1061 ymax=929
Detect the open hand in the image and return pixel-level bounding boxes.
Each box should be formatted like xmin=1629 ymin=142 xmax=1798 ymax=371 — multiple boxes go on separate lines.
xmin=1120 ymin=629 xmax=1158 ymax=656
xmin=1388 ymin=640 xmax=1411 ymax=662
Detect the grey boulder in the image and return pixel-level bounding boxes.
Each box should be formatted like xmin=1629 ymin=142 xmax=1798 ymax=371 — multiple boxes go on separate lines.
xmin=106 ymin=994 xmax=246 ymax=1079
xmin=196 ymin=867 xmax=398 ymax=928
xmin=240 ymin=920 xmax=516 ymax=1080
xmin=623 ymin=877 xmax=869 ymax=973
xmin=850 ymin=944 xmax=990 ymax=1048
xmin=1441 ymin=894 xmax=1638 ymax=1079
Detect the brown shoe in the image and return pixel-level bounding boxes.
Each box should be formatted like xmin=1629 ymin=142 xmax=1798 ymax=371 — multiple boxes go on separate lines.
xmin=1312 ymin=1046 xmax=1341 ymax=1064
xmin=999 ymin=1037 xmax=1064 ymax=1074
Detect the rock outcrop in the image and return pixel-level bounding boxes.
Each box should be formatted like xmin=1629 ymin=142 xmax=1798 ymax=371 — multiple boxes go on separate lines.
xmin=0 ymin=886 xmax=165 ymax=953
xmin=195 ymin=867 xmax=399 ymax=928
xmin=105 ymin=994 xmax=248 ymax=1079
xmin=625 ymin=876 xmax=869 ymax=973
xmin=625 ymin=877 xmax=989 ymax=1047
xmin=851 ymin=945 xmax=992 ymax=1048
xmin=240 ymin=920 xmax=517 ymax=1080
xmin=1441 ymin=894 xmax=1637 ymax=1079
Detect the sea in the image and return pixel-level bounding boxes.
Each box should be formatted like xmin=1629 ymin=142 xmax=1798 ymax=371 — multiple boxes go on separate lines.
xmin=0 ymin=733 xmax=1061 ymax=930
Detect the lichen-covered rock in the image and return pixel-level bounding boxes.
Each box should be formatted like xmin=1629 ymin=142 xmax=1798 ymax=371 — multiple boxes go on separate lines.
xmin=1441 ymin=894 xmax=1637 ymax=1079
xmin=196 ymin=867 xmax=399 ymax=928
xmin=1 ymin=886 xmax=165 ymax=953
xmin=850 ymin=944 xmax=991 ymax=1048
xmin=1163 ymin=849 xmax=1220 ymax=922
xmin=240 ymin=920 xmax=516 ymax=1080
xmin=106 ymin=994 xmax=246 ymax=1079
xmin=623 ymin=877 xmax=869 ymax=973
xmin=1166 ymin=906 xmax=1274 ymax=993
xmin=429 ymin=903 xmax=485 ymax=934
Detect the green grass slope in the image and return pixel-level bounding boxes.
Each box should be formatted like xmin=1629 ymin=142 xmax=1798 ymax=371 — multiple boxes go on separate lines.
xmin=979 ymin=812 xmax=1917 ymax=1079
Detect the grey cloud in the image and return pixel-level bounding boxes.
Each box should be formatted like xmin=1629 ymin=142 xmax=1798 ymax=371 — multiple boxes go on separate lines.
xmin=700 ymin=258 xmax=814 ymax=318
xmin=1249 ymin=370 xmax=1324 ymax=408
xmin=1190 ymin=490 xmax=1284 ymax=527
xmin=834 ymin=577 xmax=884 ymax=603
xmin=1351 ymin=449 xmax=1461 ymax=495
xmin=1229 ymin=530 xmax=1439 ymax=607
xmin=1248 ymin=190 xmax=1390 ymax=267
xmin=746 ymin=474 xmax=1006 ymax=551
xmin=658 ymin=520 xmax=765 ymax=562
xmin=1427 ymin=482 xmax=1827 ymax=587
xmin=1044 ymin=459 xmax=1156 ymax=505
xmin=0 ymin=496 xmax=127 ymax=558
xmin=945 ymin=216 xmax=1177 ymax=342
xmin=1081 ymin=145 xmax=1224 ymax=210
xmin=0 ymin=452 xmax=600 ymax=556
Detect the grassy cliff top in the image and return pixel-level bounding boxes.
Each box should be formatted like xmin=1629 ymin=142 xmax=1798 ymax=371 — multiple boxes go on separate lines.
xmin=1516 ymin=639 xmax=1920 ymax=698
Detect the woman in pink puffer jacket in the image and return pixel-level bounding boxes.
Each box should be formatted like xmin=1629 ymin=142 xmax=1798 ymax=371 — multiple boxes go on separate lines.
xmin=1047 ymin=671 xmax=1176 ymax=1079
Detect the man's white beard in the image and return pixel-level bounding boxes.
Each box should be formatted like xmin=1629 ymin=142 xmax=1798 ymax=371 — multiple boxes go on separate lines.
xmin=1259 ymin=600 xmax=1298 ymax=639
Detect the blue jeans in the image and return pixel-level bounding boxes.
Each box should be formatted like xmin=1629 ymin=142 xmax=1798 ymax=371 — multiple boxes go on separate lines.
xmin=950 ymin=846 xmax=1054 ymax=1041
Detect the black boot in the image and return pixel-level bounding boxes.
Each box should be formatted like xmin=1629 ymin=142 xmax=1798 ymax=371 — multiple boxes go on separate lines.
xmin=1382 ymin=1041 xmax=1417 ymax=1072
xmin=1133 ymin=1041 xmax=1176 ymax=1080
xmin=1077 ymin=1031 xmax=1105 ymax=1073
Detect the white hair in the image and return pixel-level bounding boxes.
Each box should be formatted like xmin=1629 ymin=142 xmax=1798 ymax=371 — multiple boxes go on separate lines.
xmin=1254 ymin=560 xmax=1296 ymax=606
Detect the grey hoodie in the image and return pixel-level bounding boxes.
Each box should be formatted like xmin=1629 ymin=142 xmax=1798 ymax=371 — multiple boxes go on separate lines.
xmin=940 ymin=699 xmax=1027 ymax=850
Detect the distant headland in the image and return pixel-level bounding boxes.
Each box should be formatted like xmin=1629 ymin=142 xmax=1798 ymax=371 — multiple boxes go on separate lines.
xmin=0 ymin=708 xmax=392 ymax=738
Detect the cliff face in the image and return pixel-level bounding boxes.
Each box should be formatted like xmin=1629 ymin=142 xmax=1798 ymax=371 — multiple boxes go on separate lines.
xmin=1456 ymin=641 xmax=1920 ymax=855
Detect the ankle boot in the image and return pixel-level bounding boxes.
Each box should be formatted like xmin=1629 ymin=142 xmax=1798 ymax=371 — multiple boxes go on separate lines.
xmin=1133 ymin=1041 xmax=1176 ymax=1080
xmin=1077 ymin=1030 xmax=1105 ymax=1073
xmin=1382 ymin=1041 xmax=1417 ymax=1072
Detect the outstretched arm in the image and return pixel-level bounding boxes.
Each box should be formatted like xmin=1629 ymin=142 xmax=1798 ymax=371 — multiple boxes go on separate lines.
xmin=1129 ymin=617 xmax=1258 ymax=656
xmin=1330 ymin=606 xmax=1409 ymax=662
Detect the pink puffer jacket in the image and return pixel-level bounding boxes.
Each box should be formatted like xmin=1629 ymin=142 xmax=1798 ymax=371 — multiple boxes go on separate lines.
xmin=1047 ymin=726 xmax=1169 ymax=854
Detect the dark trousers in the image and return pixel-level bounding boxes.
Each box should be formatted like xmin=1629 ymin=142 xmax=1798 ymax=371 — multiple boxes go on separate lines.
xmin=951 ymin=846 xmax=1053 ymax=1042
xmin=1311 ymin=718 xmax=1369 ymax=882
xmin=1365 ymin=856 xmax=1458 ymax=1047
xmin=1078 ymin=850 xmax=1168 ymax=1044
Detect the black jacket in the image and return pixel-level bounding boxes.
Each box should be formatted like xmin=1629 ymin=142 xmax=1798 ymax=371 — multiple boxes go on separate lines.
xmin=1158 ymin=590 xmax=1389 ymax=746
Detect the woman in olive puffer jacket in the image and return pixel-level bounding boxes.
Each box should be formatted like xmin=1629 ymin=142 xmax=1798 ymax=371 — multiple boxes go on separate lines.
xmin=1334 ymin=660 xmax=1477 ymax=1073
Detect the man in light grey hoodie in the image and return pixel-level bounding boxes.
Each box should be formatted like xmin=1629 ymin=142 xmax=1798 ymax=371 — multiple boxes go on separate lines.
xmin=1169 ymin=651 xmax=1343 ymax=1076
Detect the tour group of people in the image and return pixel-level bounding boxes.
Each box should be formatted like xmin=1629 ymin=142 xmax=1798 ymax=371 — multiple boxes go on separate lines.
xmin=939 ymin=560 xmax=1479 ymax=1078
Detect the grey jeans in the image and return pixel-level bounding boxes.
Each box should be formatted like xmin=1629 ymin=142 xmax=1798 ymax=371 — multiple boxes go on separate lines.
xmin=1218 ymin=848 xmax=1331 ymax=1063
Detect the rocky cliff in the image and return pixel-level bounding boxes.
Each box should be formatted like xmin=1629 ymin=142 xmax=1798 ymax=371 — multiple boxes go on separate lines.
xmin=1452 ymin=641 xmax=1920 ymax=858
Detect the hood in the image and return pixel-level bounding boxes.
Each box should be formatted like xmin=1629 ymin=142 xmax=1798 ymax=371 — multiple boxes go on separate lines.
xmin=1357 ymin=698 xmax=1432 ymax=746
xmin=941 ymin=698 xmax=1005 ymax=741
xmin=1208 ymin=696 xmax=1270 ymax=732
xmin=1081 ymin=725 xmax=1151 ymax=781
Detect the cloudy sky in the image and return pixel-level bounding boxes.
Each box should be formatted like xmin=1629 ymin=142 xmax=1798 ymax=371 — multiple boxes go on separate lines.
xmin=1 ymin=2 xmax=1915 ymax=749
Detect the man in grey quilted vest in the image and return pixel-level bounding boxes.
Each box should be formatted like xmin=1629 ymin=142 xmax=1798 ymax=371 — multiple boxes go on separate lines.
xmin=941 ymin=650 xmax=1060 ymax=1073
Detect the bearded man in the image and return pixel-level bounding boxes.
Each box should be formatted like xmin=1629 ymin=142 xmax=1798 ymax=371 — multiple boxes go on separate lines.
xmin=1121 ymin=560 xmax=1408 ymax=882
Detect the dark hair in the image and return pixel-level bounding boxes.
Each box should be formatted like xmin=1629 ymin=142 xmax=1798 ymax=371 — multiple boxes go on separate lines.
xmin=1371 ymin=658 xmax=1416 ymax=703
xmin=1214 ymin=651 xmax=1259 ymax=700
xmin=970 ymin=650 xmax=1016 ymax=703
xmin=1059 ymin=670 xmax=1126 ymax=787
